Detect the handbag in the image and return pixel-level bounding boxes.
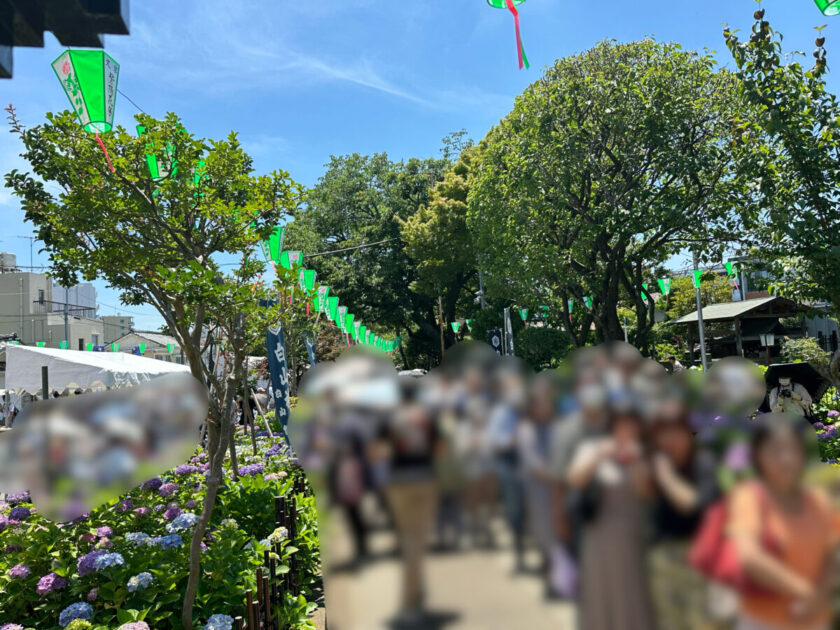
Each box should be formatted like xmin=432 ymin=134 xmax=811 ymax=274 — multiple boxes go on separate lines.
xmin=689 ymin=483 xmax=776 ymax=595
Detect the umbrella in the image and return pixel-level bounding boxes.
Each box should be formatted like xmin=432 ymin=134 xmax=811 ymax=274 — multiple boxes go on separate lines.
xmin=759 ymin=362 xmax=828 ymax=412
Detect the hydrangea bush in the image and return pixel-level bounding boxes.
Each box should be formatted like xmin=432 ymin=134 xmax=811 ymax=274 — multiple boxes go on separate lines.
xmin=0 ymin=416 xmax=319 ymax=629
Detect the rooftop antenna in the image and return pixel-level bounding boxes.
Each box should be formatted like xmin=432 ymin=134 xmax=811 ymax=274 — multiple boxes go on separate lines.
xmin=16 ymin=236 xmax=37 ymax=269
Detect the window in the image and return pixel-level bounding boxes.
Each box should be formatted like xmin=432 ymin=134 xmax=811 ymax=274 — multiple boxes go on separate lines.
xmin=38 ymin=289 xmax=45 ymax=304
xmin=92 ymin=334 xmax=99 ymax=345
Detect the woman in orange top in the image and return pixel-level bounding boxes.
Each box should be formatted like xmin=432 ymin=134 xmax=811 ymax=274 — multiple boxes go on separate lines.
xmin=727 ymin=414 xmax=838 ymax=630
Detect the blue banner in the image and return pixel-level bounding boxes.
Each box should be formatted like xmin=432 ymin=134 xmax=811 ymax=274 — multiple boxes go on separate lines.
xmin=266 ymin=326 xmax=291 ymax=430
xmin=489 ymin=329 xmax=503 ymax=357
xmin=304 ymin=335 xmax=316 ymax=366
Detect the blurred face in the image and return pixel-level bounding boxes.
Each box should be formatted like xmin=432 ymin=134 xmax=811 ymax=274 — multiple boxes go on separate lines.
xmin=653 ymin=423 xmax=693 ymax=466
xmin=612 ymin=415 xmax=641 ymax=445
xmin=755 ymin=428 xmax=806 ymax=493
xmin=529 ymin=384 xmax=554 ymax=422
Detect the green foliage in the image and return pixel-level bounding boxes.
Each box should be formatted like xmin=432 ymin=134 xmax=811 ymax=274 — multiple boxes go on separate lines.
xmin=780 ymin=337 xmax=831 ymax=369
xmin=468 ymin=39 xmax=750 ymax=347
xmin=513 ymin=326 xmax=574 ymax=370
xmin=666 ymin=274 xmax=734 ymax=320
xmin=725 ymin=11 xmax=840 ymax=318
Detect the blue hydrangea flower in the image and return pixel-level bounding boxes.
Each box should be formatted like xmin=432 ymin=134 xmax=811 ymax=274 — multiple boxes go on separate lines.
xmin=127 ymin=572 xmax=153 ymax=592
xmin=125 ymin=532 xmax=151 ymax=546
xmin=92 ymin=552 xmax=124 ymax=571
xmin=77 ymin=549 xmax=107 ymax=576
xmin=8 ymin=507 xmax=30 ymax=521
xmin=156 ymin=534 xmax=183 ymax=549
xmin=59 ymin=602 xmax=93 ymax=627
xmin=204 ymin=614 xmax=234 ymax=630
xmin=238 ymin=463 xmax=264 ymax=476
xmin=166 ymin=512 xmax=199 ymax=533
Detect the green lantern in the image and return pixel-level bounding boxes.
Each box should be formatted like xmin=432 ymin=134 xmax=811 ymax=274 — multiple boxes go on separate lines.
xmin=345 ymin=313 xmax=355 ymax=334
xmin=279 ymin=251 xmax=303 ymax=270
xmin=136 ymin=125 xmax=176 ymax=182
xmin=36 ymin=341 xmax=46 ymax=348
xmin=52 ymin=50 xmax=119 ymax=134
xmin=302 ymin=269 xmax=317 ymax=292
xmin=466 ymin=319 xmax=473 ymax=331
xmin=693 ymin=270 xmax=703 ymax=289
xmin=584 ymin=296 xmax=593 ymax=309
xmin=451 ymin=322 xmax=461 ymax=333
xmin=327 ymin=297 xmax=339 ymax=322
xmin=317 ymin=286 xmax=330 ymax=312
xmin=724 ymin=262 xmax=737 ymax=278
xmin=641 ymin=283 xmax=649 ymax=301
xmin=268 ymin=227 xmax=285 ymax=264
xmin=110 ymin=343 xmax=120 ymax=352
xmin=355 ymin=322 xmax=363 ymax=341
xmin=298 ymin=269 xmax=307 ymax=291
xmin=138 ymin=343 xmax=146 ymax=354
xmin=59 ymin=340 xmax=69 ymax=350
xmin=338 ymin=306 xmax=348 ymax=328
xmin=657 ymin=279 xmax=672 ymax=296
xmin=519 ymin=308 xmax=529 ymax=322
xmin=486 ymin=0 xmax=529 ymax=70
xmin=815 ymin=0 xmax=840 ymax=16
xmin=167 ymin=343 xmax=175 ymax=354
xmin=568 ymin=299 xmax=575 ymax=314
xmin=86 ymin=343 xmax=94 ymax=351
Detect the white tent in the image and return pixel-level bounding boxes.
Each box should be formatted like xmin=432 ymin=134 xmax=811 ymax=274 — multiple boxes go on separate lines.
xmin=1 ymin=343 xmax=191 ymax=393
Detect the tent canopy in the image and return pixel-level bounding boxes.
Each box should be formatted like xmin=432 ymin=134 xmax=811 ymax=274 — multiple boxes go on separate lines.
xmin=1 ymin=343 xmax=190 ymax=393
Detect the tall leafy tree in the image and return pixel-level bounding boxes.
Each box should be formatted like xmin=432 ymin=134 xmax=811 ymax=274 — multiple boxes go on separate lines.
xmin=5 ymin=109 xmax=303 ymax=627
xmin=725 ymin=9 xmax=840 ymax=388
xmin=284 ymin=152 xmax=450 ymax=367
xmin=468 ymin=39 xmax=751 ymax=348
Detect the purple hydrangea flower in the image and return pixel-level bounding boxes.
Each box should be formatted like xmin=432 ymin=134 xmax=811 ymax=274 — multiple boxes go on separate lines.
xmin=77 ymin=550 xmax=107 ymax=576
xmin=175 ymin=464 xmax=199 ymax=475
xmin=265 ymin=443 xmax=284 ymax=458
xmin=828 ymin=410 xmax=840 ymax=419
xmin=96 ymin=526 xmax=113 ymax=538
xmin=117 ymin=623 xmax=150 ymax=630
xmin=79 ymin=532 xmax=96 ymax=543
xmin=185 ymin=499 xmax=197 ymax=509
xmin=163 ymin=505 xmax=182 ymax=521
xmin=96 ymin=537 xmax=113 ymax=549
xmin=141 ymin=477 xmax=163 ymax=491
xmin=8 ymin=507 xmax=30 ymax=521
xmin=9 ymin=563 xmax=31 ymax=579
xmin=6 ymin=491 xmax=31 ymax=505
xmin=133 ymin=507 xmax=150 ymax=517
xmin=117 ymin=499 xmax=134 ymax=512
xmin=36 ymin=572 xmax=68 ymax=594
xmin=158 ymin=482 xmax=179 ymax=498
xmin=4 ymin=545 xmax=22 ymax=554
xmin=238 ymin=463 xmax=264 ymax=476
xmin=87 ymin=587 xmax=99 ymax=602
xmin=1 ymin=624 xmax=25 ymax=630
xmin=0 ymin=514 xmax=7 ymax=533
xmin=814 ymin=422 xmax=826 ymax=430
xmin=153 ymin=504 xmax=166 ymax=513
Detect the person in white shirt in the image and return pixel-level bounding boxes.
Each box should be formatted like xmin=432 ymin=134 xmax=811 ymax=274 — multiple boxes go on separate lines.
xmin=768 ymin=375 xmax=812 ymax=417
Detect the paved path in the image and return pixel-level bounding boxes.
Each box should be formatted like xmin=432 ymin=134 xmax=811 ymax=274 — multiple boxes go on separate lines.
xmin=317 ymin=506 xmax=577 ymax=630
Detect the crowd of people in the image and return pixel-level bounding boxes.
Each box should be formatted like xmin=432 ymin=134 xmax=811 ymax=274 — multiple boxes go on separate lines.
xmin=298 ymin=342 xmax=839 ymax=630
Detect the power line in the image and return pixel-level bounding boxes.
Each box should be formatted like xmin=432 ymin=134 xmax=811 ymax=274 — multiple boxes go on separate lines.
xmin=118 ymin=89 xmax=146 ymax=114
xmin=306 ymin=237 xmax=400 ymax=258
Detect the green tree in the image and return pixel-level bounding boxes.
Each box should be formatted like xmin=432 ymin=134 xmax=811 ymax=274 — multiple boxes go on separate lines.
xmin=401 ymin=146 xmax=479 ymax=348
xmin=284 ymin=152 xmax=450 ymax=367
xmin=5 ymin=109 xmax=303 ymax=628
xmin=468 ymin=39 xmax=750 ymax=348
xmin=725 ymin=9 xmax=840 ymax=388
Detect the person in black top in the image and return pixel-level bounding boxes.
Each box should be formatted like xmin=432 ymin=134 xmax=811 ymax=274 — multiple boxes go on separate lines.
xmin=647 ymin=396 xmax=722 ymax=630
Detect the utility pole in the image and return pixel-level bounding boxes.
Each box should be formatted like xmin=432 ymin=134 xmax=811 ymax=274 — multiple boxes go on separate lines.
xmin=478 ymin=270 xmax=487 ymax=309
xmin=693 ymin=252 xmax=709 ymax=371
xmin=438 ymin=295 xmax=445 ymax=361
xmin=17 ymin=236 xmax=36 ymax=269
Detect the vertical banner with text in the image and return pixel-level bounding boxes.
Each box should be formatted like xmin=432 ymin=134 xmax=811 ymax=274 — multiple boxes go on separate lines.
xmin=266 ymin=326 xmax=292 ymax=432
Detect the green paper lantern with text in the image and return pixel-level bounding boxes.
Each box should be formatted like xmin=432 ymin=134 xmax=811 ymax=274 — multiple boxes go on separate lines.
xmin=568 ymin=299 xmax=575 ymax=314
xmin=268 ymin=227 xmax=285 ymax=264
xmin=345 ymin=313 xmax=355 ymax=334
xmin=136 ymin=124 xmax=176 ymax=182
xmin=317 ymin=286 xmax=330 ymax=312
xmin=86 ymin=343 xmax=94 ymax=351
xmin=52 ymin=50 xmax=119 ymax=134
xmin=584 ymin=296 xmax=593 ymax=309
xmin=279 ymin=251 xmax=303 ymax=270
xmin=328 ymin=297 xmax=339 ymax=322
xmin=36 ymin=341 xmax=46 ymax=348
xmin=354 ymin=322 xmax=362 ymax=341
xmin=815 ymin=0 xmax=840 ymax=16
xmin=519 ymin=308 xmax=529 ymax=322
xmin=338 ymin=306 xmax=348 ymax=328
xmin=167 ymin=343 xmax=175 ymax=354
xmin=657 ymin=279 xmax=672 ymax=296
xmin=138 ymin=343 xmax=146 ymax=354
xmin=110 ymin=343 xmax=119 ymax=352
xmin=302 ymin=269 xmax=317 ymax=292
xmin=693 ymin=270 xmax=703 ymax=289
xmin=59 ymin=340 xmax=69 ymax=350
xmin=451 ymin=322 xmax=461 ymax=333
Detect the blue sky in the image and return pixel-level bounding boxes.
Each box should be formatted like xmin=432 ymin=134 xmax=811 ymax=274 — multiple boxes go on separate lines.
xmin=0 ymin=0 xmax=835 ymax=330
